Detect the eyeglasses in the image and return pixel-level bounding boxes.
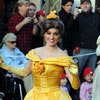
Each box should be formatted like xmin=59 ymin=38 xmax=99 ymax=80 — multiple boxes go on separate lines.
xmin=9 ymin=41 xmax=16 ymax=44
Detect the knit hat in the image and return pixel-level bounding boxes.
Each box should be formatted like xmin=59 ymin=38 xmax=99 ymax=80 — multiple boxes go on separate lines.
xmin=36 ymin=10 xmax=45 ymax=16
xmin=61 ymin=73 xmax=67 ymax=80
xmin=83 ymin=67 xmax=93 ymax=77
xmin=81 ymin=0 xmax=91 ymax=4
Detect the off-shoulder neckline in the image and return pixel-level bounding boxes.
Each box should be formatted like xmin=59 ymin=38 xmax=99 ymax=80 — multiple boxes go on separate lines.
xmin=32 ymin=49 xmax=70 ymax=60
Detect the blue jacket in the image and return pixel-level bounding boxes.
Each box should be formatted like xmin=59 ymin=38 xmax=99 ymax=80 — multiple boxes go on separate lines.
xmin=0 ymin=45 xmax=29 ymax=68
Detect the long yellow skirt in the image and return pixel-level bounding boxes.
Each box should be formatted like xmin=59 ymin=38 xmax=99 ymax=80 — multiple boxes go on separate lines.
xmin=24 ymin=89 xmax=71 ymax=100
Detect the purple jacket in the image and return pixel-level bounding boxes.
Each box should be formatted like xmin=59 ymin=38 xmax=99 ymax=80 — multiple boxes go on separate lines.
xmin=60 ymin=86 xmax=69 ymax=94
xmin=80 ymin=82 xmax=93 ymax=100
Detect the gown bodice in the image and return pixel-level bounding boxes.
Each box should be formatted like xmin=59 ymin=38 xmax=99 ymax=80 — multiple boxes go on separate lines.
xmin=24 ymin=49 xmax=79 ymax=100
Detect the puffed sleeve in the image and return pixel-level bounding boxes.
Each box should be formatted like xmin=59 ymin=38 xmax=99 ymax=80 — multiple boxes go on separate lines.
xmin=26 ymin=49 xmax=40 ymax=61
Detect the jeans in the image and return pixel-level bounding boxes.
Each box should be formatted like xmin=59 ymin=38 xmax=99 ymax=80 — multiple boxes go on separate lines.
xmin=73 ymin=48 xmax=97 ymax=76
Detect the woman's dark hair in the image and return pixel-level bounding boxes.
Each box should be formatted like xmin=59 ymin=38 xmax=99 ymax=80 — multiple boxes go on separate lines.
xmin=61 ymin=0 xmax=74 ymax=6
xmin=42 ymin=18 xmax=64 ymax=36
xmin=36 ymin=15 xmax=40 ymax=20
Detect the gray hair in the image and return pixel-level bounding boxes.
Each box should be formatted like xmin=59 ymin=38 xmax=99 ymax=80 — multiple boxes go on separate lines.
xmin=2 ymin=33 xmax=16 ymax=45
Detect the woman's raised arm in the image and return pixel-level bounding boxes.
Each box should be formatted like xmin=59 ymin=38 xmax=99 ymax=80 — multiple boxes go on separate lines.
xmin=64 ymin=61 xmax=80 ymax=90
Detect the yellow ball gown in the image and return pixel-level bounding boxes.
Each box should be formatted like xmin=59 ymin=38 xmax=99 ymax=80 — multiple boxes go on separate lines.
xmin=24 ymin=50 xmax=79 ymax=100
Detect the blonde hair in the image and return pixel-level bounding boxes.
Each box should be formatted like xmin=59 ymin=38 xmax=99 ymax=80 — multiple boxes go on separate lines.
xmin=17 ymin=0 xmax=30 ymax=6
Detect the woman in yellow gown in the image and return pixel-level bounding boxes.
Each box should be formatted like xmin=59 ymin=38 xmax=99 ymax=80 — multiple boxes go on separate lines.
xmin=0 ymin=11 xmax=80 ymax=100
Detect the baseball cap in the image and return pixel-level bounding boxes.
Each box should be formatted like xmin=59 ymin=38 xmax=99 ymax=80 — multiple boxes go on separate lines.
xmin=81 ymin=0 xmax=91 ymax=4
xmin=36 ymin=10 xmax=45 ymax=16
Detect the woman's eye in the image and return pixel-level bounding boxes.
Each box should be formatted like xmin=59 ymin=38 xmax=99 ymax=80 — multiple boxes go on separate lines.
xmin=54 ymin=33 xmax=59 ymax=35
xmin=46 ymin=32 xmax=51 ymax=35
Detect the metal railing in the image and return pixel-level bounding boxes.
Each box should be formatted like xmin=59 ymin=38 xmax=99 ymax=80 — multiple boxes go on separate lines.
xmin=41 ymin=0 xmax=62 ymax=15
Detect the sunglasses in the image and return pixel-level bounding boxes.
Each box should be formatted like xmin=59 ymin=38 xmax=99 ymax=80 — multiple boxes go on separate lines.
xmin=9 ymin=41 xmax=16 ymax=44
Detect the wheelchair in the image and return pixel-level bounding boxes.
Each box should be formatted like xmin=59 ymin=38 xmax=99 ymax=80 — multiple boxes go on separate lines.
xmin=0 ymin=68 xmax=26 ymax=100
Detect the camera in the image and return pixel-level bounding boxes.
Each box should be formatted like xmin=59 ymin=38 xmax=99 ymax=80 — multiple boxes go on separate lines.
xmin=76 ymin=7 xmax=82 ymax=13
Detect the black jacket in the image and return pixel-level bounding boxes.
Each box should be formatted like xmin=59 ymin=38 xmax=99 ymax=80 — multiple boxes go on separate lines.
xmin=73 ymin=11 xmax=100 ymax=49
xmin=31 ymin=24 xmax=43 ymax=49
xmin=58 ymin=8 xmax=74 ymax=55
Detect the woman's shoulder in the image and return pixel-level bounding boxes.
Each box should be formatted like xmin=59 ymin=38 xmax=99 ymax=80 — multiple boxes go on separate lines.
xmin=34 ymin=47 xmax=69 ymax=57
xmin=34 ymin=47 xmax=44 ymax=53
xmin=30 ymin=47 xmax=69 ymax=58
xmin=27 ymin=47 xmax=44 ymax=56
xmin=57 ymin=48 xmax=68 ymax=57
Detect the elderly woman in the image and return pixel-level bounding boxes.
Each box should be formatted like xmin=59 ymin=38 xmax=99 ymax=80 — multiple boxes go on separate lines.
xmin=0 ymin=33 xmax=33 ymax=94
xmin=0 ymin=33 xmax=29 ymax=67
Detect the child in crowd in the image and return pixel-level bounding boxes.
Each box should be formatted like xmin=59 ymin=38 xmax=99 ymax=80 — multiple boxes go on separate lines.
xmin=60 ymin=73 xmax=69 ymax=94
xmin=80 ymin=67 xmax=93 ymax=100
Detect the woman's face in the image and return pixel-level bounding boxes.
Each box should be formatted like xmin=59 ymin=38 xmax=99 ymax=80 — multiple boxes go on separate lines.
xmin=39 ymin=15 xmax=45 ymax=23
xmin=62 ymin=2 xmax=73 ymax=13
xmin=6 ymin=38 xmax=16 ymax=50
xmin=44 ymin=28 xmax=61 ymax=47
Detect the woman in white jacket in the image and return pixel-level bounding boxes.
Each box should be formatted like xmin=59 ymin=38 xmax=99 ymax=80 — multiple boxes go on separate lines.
xmin=92 ymin=35 xmax=100 ymax=100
